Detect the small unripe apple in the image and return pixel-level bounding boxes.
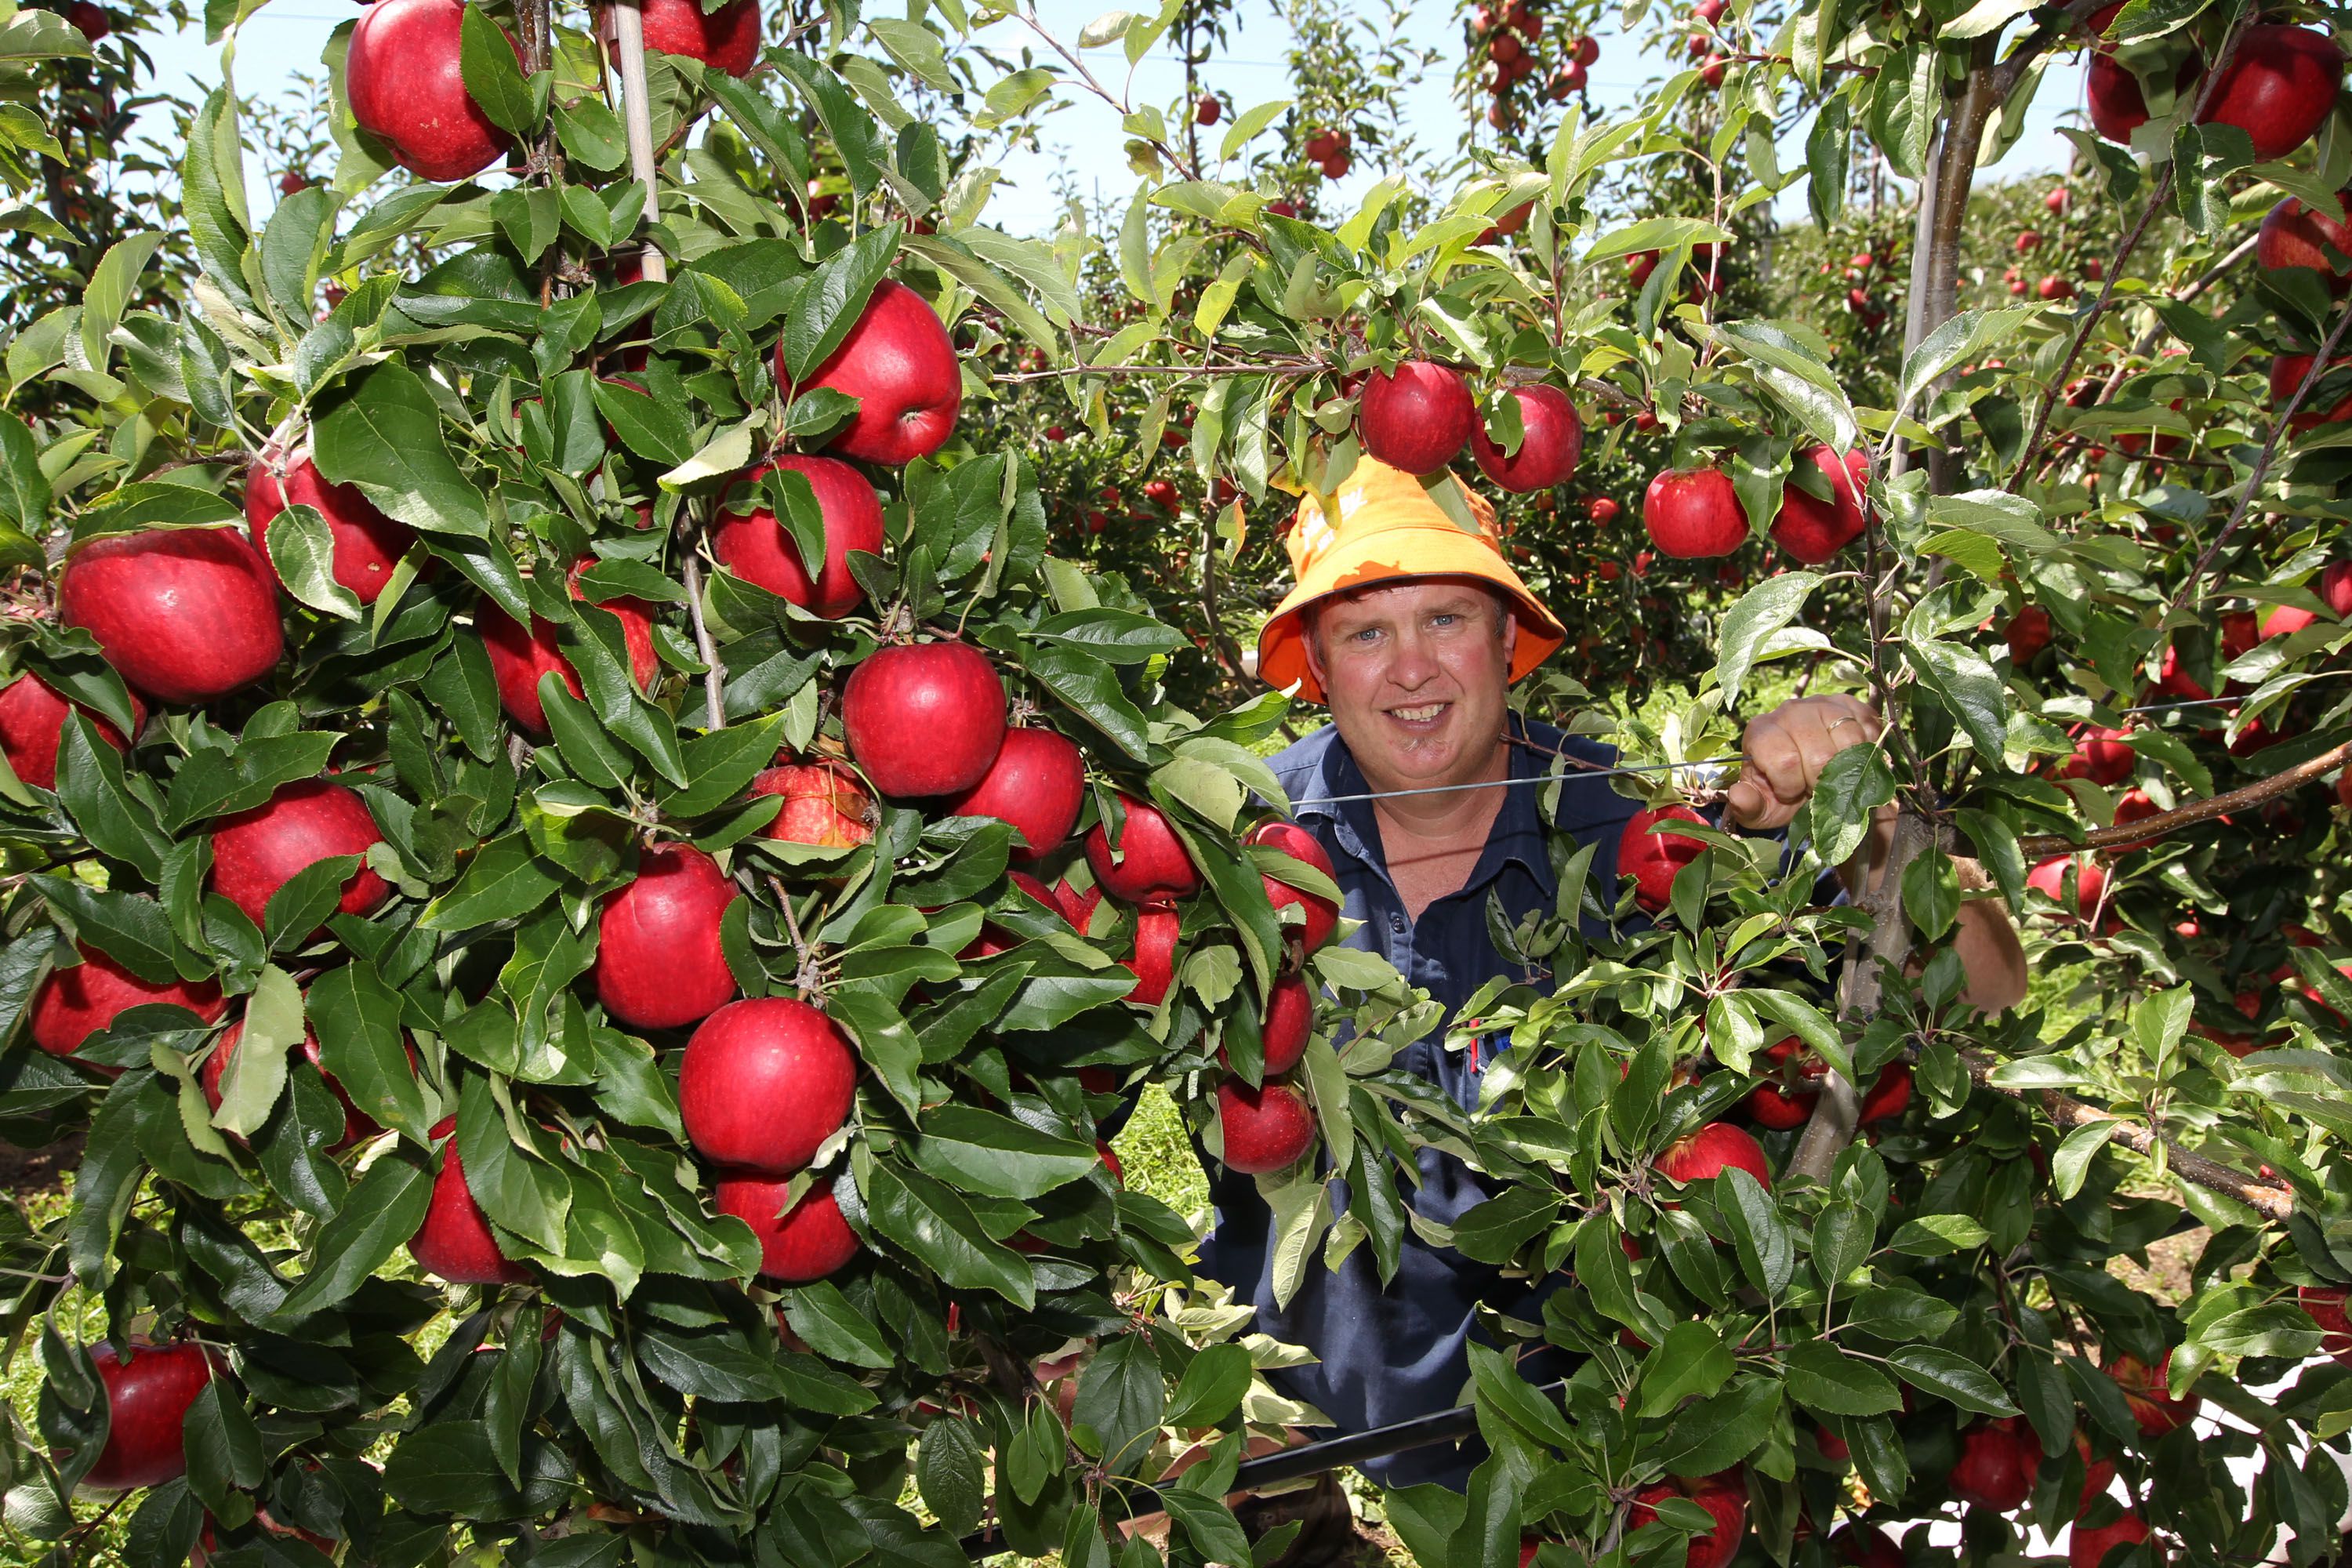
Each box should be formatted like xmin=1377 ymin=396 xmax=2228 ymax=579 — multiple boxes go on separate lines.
xmin=78 ymin=1341 xmax=218 ymax=1491
xmin=0 ymin=672 xmax=142 ymax=789
xmin=1216 ymin=1076 xmax=1316 ymax=1174
xmin=58 ymin=528 xmax=284 ymax=706
xmin=775 ymin=280 xmax=961 ymax=465
xmin=411 ymin=1116 xmax=531 ymax=1285
xmin=1357 ymin=361 xmax=1475 ymax=474
xmin=840 ymin=641 xmax=1007 ymax=797
xmin=1643 ymin=466 xmax=1747 ymax=558
xmin=595 ymin=844 xmax=739 ymax=1032
xmin=210 ymin=779 xmax=389 ymax=935
xmin=347 ymin=0 xmax=517 ymax=182
xmin=712 ymin=456 xmax=884 ymax=619
xmin=946 ymin=727 xmax=1086 ymax=860
xmin=715 ymin=1175 xmax=861 ymax=1282
xmin=680 ymin=996 xmax=857 ymax=1175
xmin=1086 ymin=796 xmax=1201 ymax=903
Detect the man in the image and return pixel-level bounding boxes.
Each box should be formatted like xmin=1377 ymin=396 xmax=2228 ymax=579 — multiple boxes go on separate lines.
xmin=1201 ymin=456 xmax=2027 ymax=1524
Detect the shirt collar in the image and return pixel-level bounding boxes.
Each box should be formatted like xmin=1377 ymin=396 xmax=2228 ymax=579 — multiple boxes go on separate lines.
xmin=1287 ymin=715 xmax=1559 ymax=900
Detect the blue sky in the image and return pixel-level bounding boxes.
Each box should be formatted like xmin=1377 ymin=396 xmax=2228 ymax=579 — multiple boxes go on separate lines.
xmin=135 ymin=0 xmax=2080 ymax=239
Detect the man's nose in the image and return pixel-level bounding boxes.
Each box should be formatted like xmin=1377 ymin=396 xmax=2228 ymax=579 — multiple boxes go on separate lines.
xmin=1385 ymin=627 xmax=1439 ymax=687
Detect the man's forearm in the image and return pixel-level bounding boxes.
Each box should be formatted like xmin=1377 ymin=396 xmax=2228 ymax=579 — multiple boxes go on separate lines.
xmin=1834 ymin=811 xmax=2027 ymax=1013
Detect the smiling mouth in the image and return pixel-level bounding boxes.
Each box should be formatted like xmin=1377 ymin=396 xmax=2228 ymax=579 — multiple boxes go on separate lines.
xmin=1388 ymin=702 xmax=1449 ymax=724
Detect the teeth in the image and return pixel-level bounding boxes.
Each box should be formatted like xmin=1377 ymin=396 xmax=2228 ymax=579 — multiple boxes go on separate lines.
xmin=1392 ymin=704 xmax=1446 ymax=720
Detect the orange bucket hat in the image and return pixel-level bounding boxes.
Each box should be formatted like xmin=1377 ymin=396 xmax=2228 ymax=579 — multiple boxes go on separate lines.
xmin=1255 ymin=456 xmax=1566 ymax=702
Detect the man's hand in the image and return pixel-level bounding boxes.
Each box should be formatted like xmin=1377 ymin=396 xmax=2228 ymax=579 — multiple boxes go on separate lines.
xmin=1724 ymin=695 xmax=1882 ymax=832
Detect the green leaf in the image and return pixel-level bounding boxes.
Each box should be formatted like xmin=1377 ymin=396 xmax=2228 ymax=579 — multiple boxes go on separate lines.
xmin=0 ymin=410 xmax=52 ymax=554
xmin=1656 ymin=1375 xmax=1780 ymax=1477
xmin=1715 ymin=572 xmax=1820 ymax=704
xmin=1783 ymin=1341 xmax=1904 ymax=1417
xmin=182 ymin=1380 xmax=266 ymax=1510
xmin=659 ymin=711 xmax=789 ymax=817
xmin=915 ymin=1415 xmax=987 ymax=1537
xmin=1162 ymin=1341 xmax=1252 ymax=1428
xmin=313 ymin=362 xmax=491 ymax=538
xmin=262 ymin=505 xmax=365 ymax=621
xmin=1885 ymin=1345 xmax=2020 ymax=1416
xmin=277 ymin=1154 xmax=432 ymax=1318
xmin=36 ymin=880 xmax=183 ymax=983
xmin=858 ymin=1158 xmax=1035 ymax=1307
xmin=1888 ymin=1212 xmax=1990 ymax=1255
xmin=1904 ymin=637 xmax=2009 ymax=760
xmin=1717 ymin=1167 xmax=1795 ymax=1298
xmin=780 ymin=1280 xmax=897 ymax=1368
xmin=212 ymin=964 xmax=303 ymax=1138
xmin=781 ymin=224 xmax=902 ymax=382
xmin=1071 ymin=1332 xmax=1163 ymax=1472
xmin=309 ymin=961 xmax=430 ymax=1141
xmin=914 ymin=1105 xmax=1102 ymax=1200
xmin=421 ymin=833 xmax=563 ymax=930
xmin=1638 ymin=1321 xmax=1737 ymax=1418
xmin=79 ymin=232 xmax=164 ymax=373
xmin=459 ymin=7 xmax=536 ymax=138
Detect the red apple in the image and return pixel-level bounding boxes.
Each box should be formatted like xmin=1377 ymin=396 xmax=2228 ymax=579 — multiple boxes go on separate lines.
xmin=1857 ymin=1062 xmax=1912 ymax=1123
xmin=411 ymin=1116 xmax=531 ymax=1285
xmin=2198 ymin=24 xmax=2343 ymax=161
xmin=78 ymin=1341 xmax=217 ymax=1491
xmin=0 ymin=672 xmax=141 ymax=789
xmin=1951 ymin=1417 xmax=2039 ymax=1511
xmin=715 ymin=1174 xmax=860 ymax=1282
xmin=776 ymin=280 xmax=961 ymax=465
xmin=1086 ymin=796 xmax=1201 ymax=903
xmin=712 ymin=456 xmax=884 ymax=619
xmin=2257 ymin=193 xmax=2352 ymax=294
xmin=1356 ymin=361 xmax=1476 ymax=474
xmin=64 ymin=0 xmax=108 ymax=39
xmin=841 ymin=641 xmax=1006 ymax=797
xmin=1657 ymin=1122 xmax=1769 ymax=1189
xmin=594 ymin=843 xmax=739 ymax=1031
xmin=946 ymin=727 xmax=1086 ymax=860
xmin=1644 ymin=466 xmax=1747 ymax=558
xmin=58 ymin=528 xmax=284 ymax=705
xmin=1258 ymin=974 xmax=1313 ymax=1075
xmin=679 ymin=996 xmax=856 ymax=1175
xmin=615 ymin=0 xmax=760 ymax=74
xmin=1245 ymin=820 xmax=1339 ymax=950
xmin=1589 ymin=496 xmax=1621 ymax=524
xmin=2046 ymin=186 xmax=2072 ymax=213
xmin=1620 ymin=804 xmax=1708 ymax=913
xmin=2071 ymin=1512 xmax=2151 ymax=1568
xmin=478 ymin=560 xmax=659 ymax=735
xmin=245 ymin=452 xmax=416 ymax=606
xmin=2104 ymin=1349 xmax=2198 ymax=1436
xmin=1216 ymin=1077 xmax=1316 ymax=1174
xmin=2320 ymin=560 xmax=2352 ymax=617
xmin=347 ymin=0 xmax=517 ymax=182
xmin=2299 ymin=1284 xmax=2352 ymax=1367
xmin=1123 ymin=906 xmax=1179 ymax=1005
xmin=1471 ymin=384 xmax=1584 ymax=492
xmin=1196 ymin=93 xmax=1222 ymax=125
xmin=1322 ymin=151 xmax=1351 ymax=178
xmin=2089 ymin=49 xmax=2198 ymax=144
xmin=1742 ymin=1037 xmax=1821 ymax=1129
xmin=1828 ymin=1523 xmax=1903 ymax=1568
xmin=1769 ymin=445 xmax=1869 ymax=564
xmin=210 ymin=779 xmax=388 ymax=933
xmin=2269 ymin=352 xmax=2352 ymax=430
xmin=2006 ymin=604 xmax=2053 ymax=662
xmin=752 ymin=760 xmax=875 ymax=848
xmin=1628 ymin=1470 xmax=1747 ymax=1568
xmin=1574 ymin=34 xmax=1599 ymax=64
xmin=2028 ymin=854 xmax=2110 ymax=924
xmin=31 ymin=944 xmax=225 ymax=1065
xmin=2058 ymin=725 xmax=2135 ymax=785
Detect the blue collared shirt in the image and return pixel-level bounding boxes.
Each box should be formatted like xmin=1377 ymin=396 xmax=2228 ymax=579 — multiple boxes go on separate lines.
xmin=1196 ymin=716 xmax=1644 ymax=1489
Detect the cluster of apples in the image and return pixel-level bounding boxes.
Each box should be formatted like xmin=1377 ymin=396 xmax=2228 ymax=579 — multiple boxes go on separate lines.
xmin=1353 ymin=359 xmax=1584 ymax=491
xmin=1641 ymin=443 xmax=1870 ymax=564
xmin=1472 ymin=0 xmax=1606 ymax=125
xmin=2085 ymin=5 xmax=2343 ymax=158
xmin=1302 ymin=125 xmax=1352 ymax=180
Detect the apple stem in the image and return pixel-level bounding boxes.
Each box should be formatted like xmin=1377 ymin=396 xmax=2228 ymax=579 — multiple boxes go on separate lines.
xmin=2016 ymin=737 xmax=2352 ymax=859
xmin=608 ymin=0 xmax=668 ymax=287
xmin=768 ymin=874 xmax=816 ymax=997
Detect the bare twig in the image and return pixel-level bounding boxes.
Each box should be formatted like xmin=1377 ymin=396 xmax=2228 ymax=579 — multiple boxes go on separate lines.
xmin=681 ymin=544 xmax=725 ymax=730
xmin=2016 ymin=739 xmax=2352 ymax=858
xmin=1962 ymin=1051 xmax=2294 ymax=1221
xmin=609 ymin=0 xmax=669 ymax=286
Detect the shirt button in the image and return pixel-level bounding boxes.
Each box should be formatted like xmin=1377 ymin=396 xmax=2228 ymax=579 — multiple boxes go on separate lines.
xmin=1388 ymin=913 xmax=1406 ymax=934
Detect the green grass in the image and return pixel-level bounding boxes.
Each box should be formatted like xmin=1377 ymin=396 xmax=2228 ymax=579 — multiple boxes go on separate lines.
xmin=1111 ymin=1081 xmax=1211 ymax=1225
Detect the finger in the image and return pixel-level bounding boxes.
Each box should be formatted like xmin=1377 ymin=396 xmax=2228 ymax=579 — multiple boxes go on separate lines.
xmin=1744 ymin=720 xmax=1811 ymax=808
xmin=1724 ymin=776 xmax=1770 ymax=829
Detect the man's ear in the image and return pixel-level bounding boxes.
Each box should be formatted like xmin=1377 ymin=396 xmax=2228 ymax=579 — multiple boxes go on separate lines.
xmin=1500 ymin=605 xmax=1519 ymax=667
xmin=1302 ymin=615 xmax=1328 ymax=690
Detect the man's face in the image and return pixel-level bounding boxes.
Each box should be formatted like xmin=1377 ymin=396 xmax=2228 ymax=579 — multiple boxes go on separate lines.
xmin=1304 ymin=578 xmax=1518 ymax=793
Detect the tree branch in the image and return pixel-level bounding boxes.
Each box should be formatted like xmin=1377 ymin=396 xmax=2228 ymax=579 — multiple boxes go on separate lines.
xmin=2015 ymin=739 xmax=2352 ymax=858
xmin=1962 ymin=1051 xmax=2293 ymax=1221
